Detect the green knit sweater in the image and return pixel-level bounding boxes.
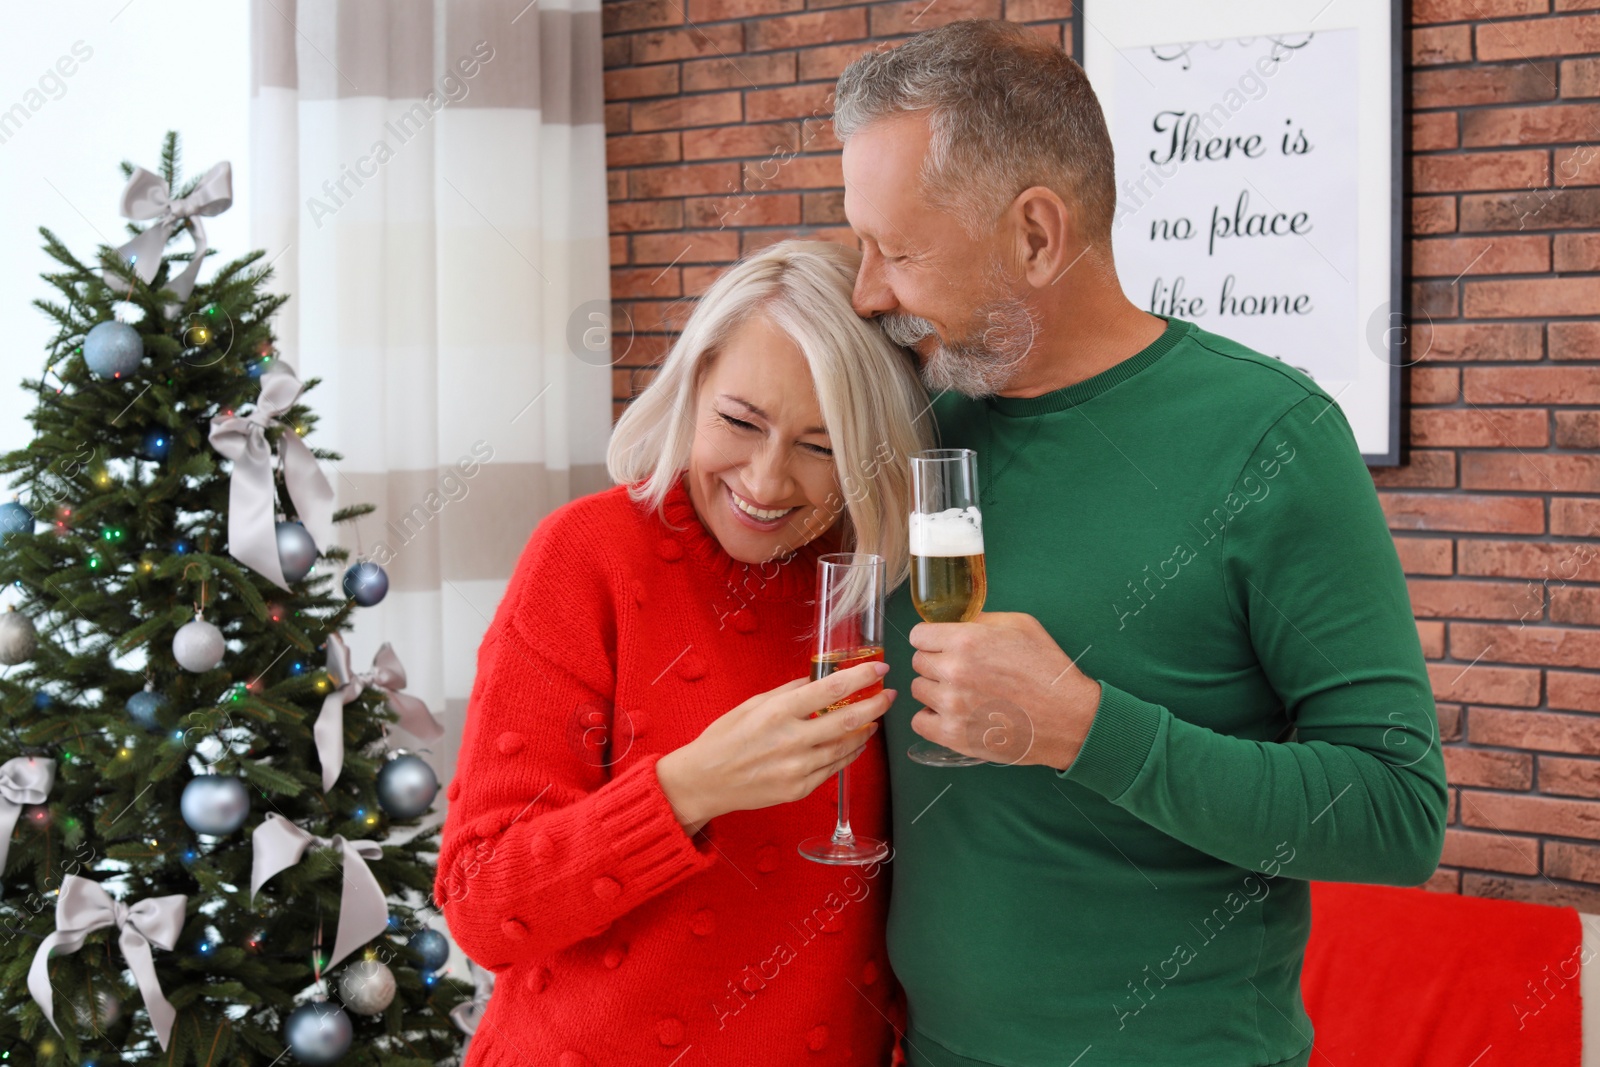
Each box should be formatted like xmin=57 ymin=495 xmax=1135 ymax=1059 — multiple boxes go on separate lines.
xmin=882 ymin=316 xmax=1447 ymax=1067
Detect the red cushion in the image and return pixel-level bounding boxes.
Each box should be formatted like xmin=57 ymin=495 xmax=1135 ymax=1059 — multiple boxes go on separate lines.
xmin=1302 ymin=882 xmax=1582 ymax=1065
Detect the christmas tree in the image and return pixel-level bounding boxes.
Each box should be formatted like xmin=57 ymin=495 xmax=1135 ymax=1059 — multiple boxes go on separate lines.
xmin=0 ymin=134 xmax=467 ymax=1065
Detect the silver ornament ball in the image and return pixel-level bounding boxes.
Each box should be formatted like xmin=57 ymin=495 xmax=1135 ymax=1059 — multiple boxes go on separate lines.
xmin=83 ymin=321 xmax=145 ymax=380
xmin=342 ymin=561 xmax=388 ymax=607
xmin=284 ymin=1000 xmax=353 ymax=1066
xmin=173 ymin=616 xmax=226 ymax=672
xmin=0 ymin=610 xmax=38 ymax=666
xmin=376 ymin=753 xmax=438 ymax=820
xmin=337 ymin=959 xmax=396 ymax=1016
xmin=276 ymin=521 xmax=319 ymax=584
xmin=180 ymin=775 xmax=251 ymax=836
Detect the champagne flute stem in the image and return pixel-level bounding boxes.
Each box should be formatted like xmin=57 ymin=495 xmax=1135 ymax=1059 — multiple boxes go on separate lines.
xmin=832 ymin=764 xmax=854 ymax=844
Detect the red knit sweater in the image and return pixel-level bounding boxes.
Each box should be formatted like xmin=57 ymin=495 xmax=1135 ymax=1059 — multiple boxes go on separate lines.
xmin=435 ymin=473 xmax=901 ymax=1066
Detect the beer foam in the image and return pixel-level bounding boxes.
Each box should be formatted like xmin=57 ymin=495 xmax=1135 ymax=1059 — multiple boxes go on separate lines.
xmin=909 ymin=507 xmax=984 ymax=556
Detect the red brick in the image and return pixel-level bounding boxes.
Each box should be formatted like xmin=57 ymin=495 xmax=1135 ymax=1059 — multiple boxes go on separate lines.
xmin=1419 ymin=619 xmax=1447 ymax=658
xmin=1413 ymin=25 xmax=1474 ymax=66
xmin=1460 ymin=539 xmax=1600 ymax=581
xmin=1550 ymin=321 xmax=1600 ymax=359
xmin=1464 ymin=873 xmax=1600 ymax=911
xmin=610 ymin=233 xmax=628 ymax=265
xmin=1410 ymin=196 xmax=1458 ymax=235
xmin=1412 ymin=112 xmax=1460 ymax=152
xmin=1554 ymin=144 xmax=1600 ymax=184
xmin=685 ymin=192 xmax=801 ymax=229
xmin=1411 ymin=368 xmax=1461 ymax=405
xmin=1408 ymin=578 xmax=1543 ymax=619
xmin=1415 ymin=322 xmax=1544 ymax=361
xmin=681 ymin=52 xmax=796 ymax=92
xmin=1452 ymin=622 xmax=1600 ymax=669
xmin=605 ymin=36 xmax=632 ymax=69
xmin=682 ymin=264 xmax=730 ymax=296
xmin=1424 ymin=868 xmax=1461 ymax=893
xmin=1461 ymin=187 xmax=1600 ymax=230
xmin=803 ymin=190 xmax=847 ymax=224
xmin=1469 ymin=707 xmax=1600 ymax=753
xmin=1565 ymin=57 xmax=1600 ymax=97
xmin=607 ymin=132 xmax=681 ymax=168
xmin=631 ymin=230 xmax=741 ymax=264
xmin=1541 ymin=756 xmax=1600 ymax=798
xmin=1004 ymin=0 xmax=1071 ymax=19
xmin=1450 ymin=788 xmax=1460 ymax=824
xmin=743 ymin=153 xmax=841 ymax=191
xmin=746 ymin=9 xmax=867 ymax=52
xmin=1477 ymin=14 xmax=1600 ymax=61
xmin=1415 ymin=64 xmax=1559 ymax=110
xmin=1380 ymin=492 xmax=1543 ymax=533
xmin=870 ymin=0 xmax=1003 ymax=35
xmin=741 ymin=227 xmax=857 ymax=254
xmin=1461 ymin=103 xmax=1600 ymax=146
xmin=1410 ymin=234 xmax=1549 ymax=275
xmin=1429 ymin=662 xmax=1542 ymax=705
xmin=1464 ymin=367 xmax=1600 ymax=403
xmin=1552 ymin=586 xmax=1600 ymax=625
xmin=1414 ymin=408 xmax=1549 ymax=448
xmin=1464 ymin=277 xmax=1600 ymax=317
xmin=1546 ymin=841 xmax=1600 ymax=884
xmin=605 ymin=102 xmax=630 ymax=135
xmin=1461 ymin=790 xmax=1600 ymax=839
xmin=1440 ymin=827 xmax=1539 ymax=874
xmin=632 ymin=24 xmax=744 ymax=65
xmin=604 ymin=65 xmax=680 ymax=100
xmin=1550 ymin=670 xmax=1600 ymax=711
xmin=631 ymin=92 xmax=744 ymax=133
xmin=609 ymin=199 xmax=684 ymax=233
xmin=610 ymin=266 xmax=682 ymax=300
xmin=1551 ymin=496 xmax=1600 ymax=531
xmin=618 ymin=298 xmax=692 ymax=334
xmin=1371 ymin=451 xmax=1456 ymax=488
xmin=630 ymin=161 xmax=742 ymax=200
xmin=1413 ymin=279 xmax=1460 ymax=318
xmin=1413 ymin=0 xmax=1549 ymax=19
xmin=798 ymin=40 xmax=905 ymax=82
xmin=1553 ymin=232 xmax=1600 ymax=269
xmin=1440 ymin=703 xmax=1464 ymax=742
xmin=682 ymin=122 xmax=799 ymax=161
xmin=603 ymin=0 xmax=684 ymax=33
xmin=1462 ymin=453 xmax=1600 ymax=492
xmin=688 ymin=0 xmax=802 ymax=21
xmin=746 ymin=83 xmax=837 ymax=122
xmin=1396 ymin=537 xmax=1454 ymax=575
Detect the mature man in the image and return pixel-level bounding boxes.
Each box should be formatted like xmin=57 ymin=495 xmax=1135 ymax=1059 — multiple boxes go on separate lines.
xmin=834 ymin=19 xmax=1446 ymax=1067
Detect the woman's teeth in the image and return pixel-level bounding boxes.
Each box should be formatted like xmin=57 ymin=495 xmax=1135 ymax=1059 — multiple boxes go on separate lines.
xmin=731 ymin=491 xmax=795 ymax=521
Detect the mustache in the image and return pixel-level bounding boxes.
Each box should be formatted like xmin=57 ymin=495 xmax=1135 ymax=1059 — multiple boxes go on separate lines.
xmin=878 ymin=312 xmax=938 ymax=348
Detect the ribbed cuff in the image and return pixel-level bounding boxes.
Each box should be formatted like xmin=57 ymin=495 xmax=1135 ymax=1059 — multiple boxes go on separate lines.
xmin=593 ymin=755 xmax=718 ymax=901
xmin=1057 ymin=679 xmax=1164 ymax=801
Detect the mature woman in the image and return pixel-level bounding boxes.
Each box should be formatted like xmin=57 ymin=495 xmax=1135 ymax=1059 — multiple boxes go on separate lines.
xmin=435 ymin=239 xmax=934 ymax=1065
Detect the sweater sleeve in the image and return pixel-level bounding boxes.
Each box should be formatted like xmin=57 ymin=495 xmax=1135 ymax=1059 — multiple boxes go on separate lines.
xmin=1061 ymin=392 xmax=1448 ymax=887
xmin=435 ymin=507 xmax=717 ymax=970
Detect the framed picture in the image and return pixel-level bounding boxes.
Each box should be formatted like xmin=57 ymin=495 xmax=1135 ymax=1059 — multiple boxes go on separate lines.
xmin=1073 ymin=0 xmax=1403 ymax=465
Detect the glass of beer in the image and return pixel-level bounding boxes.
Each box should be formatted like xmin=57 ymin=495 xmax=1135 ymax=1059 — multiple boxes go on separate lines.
xmin=799 ymin=552 xmax=891 ymax=866
xmin=907 ymin=448 xmax=990 ymax=768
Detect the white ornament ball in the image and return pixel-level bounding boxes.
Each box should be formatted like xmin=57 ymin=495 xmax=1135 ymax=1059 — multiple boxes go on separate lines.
xmin=0 ymin=610 xmax=38 ymax=666
xmin=180 ymin=775 xmax=251 ymax=836
xmin=173 ymin=616 xmax=225 ymax=672
xmin=338 ymin=959 xmax=397 ymax=1016
xmin=284 ymin=1000 xmax=353 ymax=1065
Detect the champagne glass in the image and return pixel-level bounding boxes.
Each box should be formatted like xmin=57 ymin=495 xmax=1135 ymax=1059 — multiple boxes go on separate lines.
xmin=907 ymin=448 xmax=990 ymax=768
xmin=799 ymin=552 xmax=891 ymax=866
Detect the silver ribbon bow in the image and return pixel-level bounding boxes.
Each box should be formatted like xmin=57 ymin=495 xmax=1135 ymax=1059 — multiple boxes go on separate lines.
xmin=250 ymin=813 xmax=387 ymax=971
xmin=0 ymin=756 xmax=54 ymax=885
xmin=315 ymin=633 xmax=444 ymax=793
xmin=109 ymin=161 xmax=233 ymax=303
xmin=450 ymin=962 xmax=495 ymax=1058
xmin=29 ymin=875 xmax=186 ymax=1050
xmin=208 ymin=363 xmax=336 ymax=592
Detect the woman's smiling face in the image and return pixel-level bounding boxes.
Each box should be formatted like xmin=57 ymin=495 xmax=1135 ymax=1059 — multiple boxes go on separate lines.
xmin=686 ymin=312 xmax=844 ymax=565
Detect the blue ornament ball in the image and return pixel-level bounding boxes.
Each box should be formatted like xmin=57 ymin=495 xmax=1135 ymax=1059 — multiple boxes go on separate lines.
xmin=284 ymin=1000 xmax=353 ymax=1066
xmin=342 ymin=561 xmax=388 ymax=607
xmin=180 ymin=775 xmax=250 ymax=836
xmin=408 ymin=928 xmax=450 ymax=972
xmin=375 ymin=753 xmax=438 ymax=820
xmin=125 ymin=689 xmax=166 ymax=730
xmin=0 ymin=502 xmax=33 ymax=539
xmin=276 ymin=522 xmax=318 ymax=584
xmin=83 ymin=321 xmax=144 ymax=380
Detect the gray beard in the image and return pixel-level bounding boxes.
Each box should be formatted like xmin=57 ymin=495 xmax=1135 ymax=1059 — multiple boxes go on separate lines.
xmin=879 ymin=295 xmax=1038 ymax=399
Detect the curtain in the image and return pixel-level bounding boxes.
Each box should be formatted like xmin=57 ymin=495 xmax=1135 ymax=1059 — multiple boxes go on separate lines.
xmin=248 ymin=0 xmax=611 ymax=867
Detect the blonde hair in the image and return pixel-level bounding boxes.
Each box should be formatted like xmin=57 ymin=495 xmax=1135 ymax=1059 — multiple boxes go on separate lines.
xmin=607 ymin=239 xmax=934 ymax=601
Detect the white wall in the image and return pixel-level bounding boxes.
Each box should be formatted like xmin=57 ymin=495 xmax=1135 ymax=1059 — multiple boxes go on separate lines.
xmin=0 ymin=0 xmax=251 ymax=462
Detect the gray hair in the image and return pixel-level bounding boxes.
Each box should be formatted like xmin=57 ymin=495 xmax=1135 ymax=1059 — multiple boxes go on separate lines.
xmin=833 ymin=19 xmax=1116 ymax=244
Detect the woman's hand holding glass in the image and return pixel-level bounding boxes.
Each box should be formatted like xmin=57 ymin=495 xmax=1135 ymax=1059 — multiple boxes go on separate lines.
xmin=655 ymin=661 xmax=895 ymax=836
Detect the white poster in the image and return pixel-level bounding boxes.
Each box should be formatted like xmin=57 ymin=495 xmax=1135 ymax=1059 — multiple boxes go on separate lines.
xmin=1108 ymin=30 xmax=1360 ymax=383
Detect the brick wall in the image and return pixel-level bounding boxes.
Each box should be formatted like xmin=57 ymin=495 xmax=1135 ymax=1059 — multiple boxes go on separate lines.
xmin=601 ymin=1 xmax=1600 ymax=906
